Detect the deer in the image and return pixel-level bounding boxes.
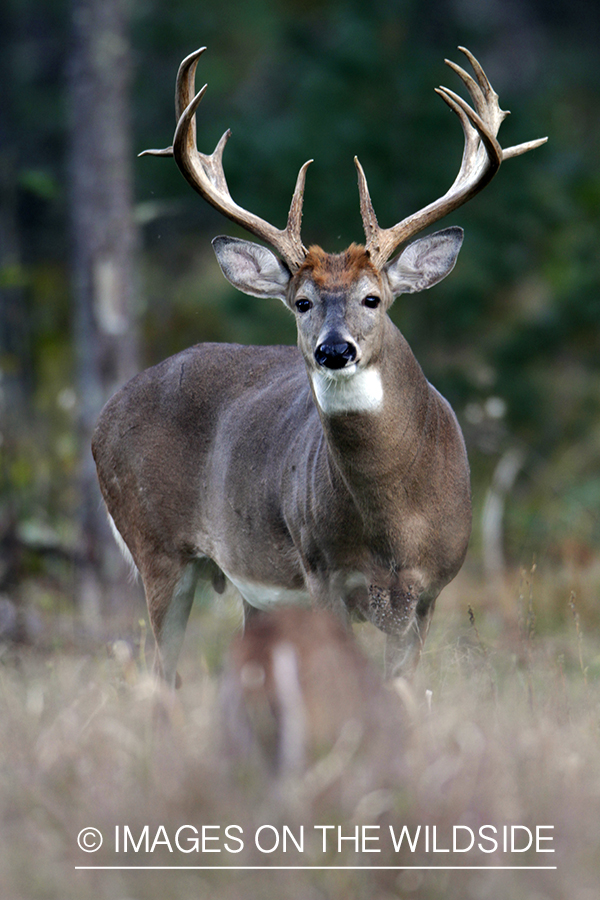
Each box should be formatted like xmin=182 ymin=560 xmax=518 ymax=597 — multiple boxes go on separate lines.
xmin=92 ymin=46 xmax=546 ymax=687
xmin=220 ymin=606 xmax=407 ymax=789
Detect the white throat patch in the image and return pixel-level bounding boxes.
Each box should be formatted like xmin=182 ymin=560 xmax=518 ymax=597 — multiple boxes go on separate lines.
xmin=310 ymin=366 xmax=384 ymax=415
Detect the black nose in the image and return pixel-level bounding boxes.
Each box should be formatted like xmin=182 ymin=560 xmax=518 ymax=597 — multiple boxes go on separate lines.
xmin=314 ymin=340 xmax=357 ymax=370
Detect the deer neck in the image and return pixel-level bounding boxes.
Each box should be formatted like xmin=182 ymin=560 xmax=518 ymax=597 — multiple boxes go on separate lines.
xmin=309 ymin=319 xmax=432 ymax=496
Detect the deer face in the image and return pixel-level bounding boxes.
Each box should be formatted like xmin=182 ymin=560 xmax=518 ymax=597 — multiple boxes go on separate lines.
xmin=212 ymin=228 xmax=463 ymax=414
xmin=291 ymin=244 xmax=386 ymax=372
xmin=289 ymin=245 xmax=389 ymax=414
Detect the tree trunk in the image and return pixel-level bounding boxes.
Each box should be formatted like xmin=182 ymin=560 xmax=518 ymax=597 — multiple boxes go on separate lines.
xmin=67 ymin=0 xmax=140 ymax=627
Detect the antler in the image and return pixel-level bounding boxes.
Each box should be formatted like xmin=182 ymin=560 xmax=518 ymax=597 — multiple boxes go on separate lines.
xmin=356 ymin=47 xmax=548 ymax=268
xmin=140 ymin=48 xmax=312 ymax=271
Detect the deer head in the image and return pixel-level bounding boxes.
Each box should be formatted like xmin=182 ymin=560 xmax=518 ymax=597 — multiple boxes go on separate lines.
xmin=141 ymin=47 xmax=545 ymax=414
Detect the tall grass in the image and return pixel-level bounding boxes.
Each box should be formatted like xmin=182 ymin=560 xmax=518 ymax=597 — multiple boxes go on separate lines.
xmin=0 ymin=569 xmax=598 ymax=900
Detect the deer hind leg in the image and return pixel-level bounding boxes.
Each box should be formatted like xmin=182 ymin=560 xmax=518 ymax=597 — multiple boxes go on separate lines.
xmin=142 ymin=558 xmax=200 ymax=687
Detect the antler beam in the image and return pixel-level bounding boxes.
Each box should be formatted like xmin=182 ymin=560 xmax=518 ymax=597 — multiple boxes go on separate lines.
xmin=140 ymin=48 xmax=312 ymax=272
xmin=356 ymin=47 xmax=548 ymax=267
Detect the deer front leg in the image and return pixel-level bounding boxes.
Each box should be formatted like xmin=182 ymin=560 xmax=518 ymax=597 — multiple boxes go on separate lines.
xmin=365 ymin=577 xmax=435 ymax=679
xmin=383 ymin=597 xmax=436 ymax=680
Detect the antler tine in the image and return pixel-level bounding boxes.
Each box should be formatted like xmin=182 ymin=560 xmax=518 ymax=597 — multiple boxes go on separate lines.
xmin=448 ymin=47 xmax=507 ymax=126
xmin=503 ymin=137 xmax=549 ymax=160
xmin=175 ymin=47 xmax=206 ymax=121
xmin=138 ymin=48 xmax=206 ymax=160
xmin=139 ymin=48 xmax=312 ymax=271
xmin=358 ymin=47 xmax=548 ymax=267
xmin=435 ymin=86 xmax=503 ymax=181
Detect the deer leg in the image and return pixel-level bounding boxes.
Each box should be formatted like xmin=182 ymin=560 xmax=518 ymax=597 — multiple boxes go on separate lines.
xmin=241 ymin=597 xmax=262 ymax=631
xmin=305 ymin=570 xmax=354 ymax=630
xmin=361 ymin=576 xmax=436 ymax=679
xmin=143 ymin=559 xmax=200 ymax=687
xmin=384 ymin=596 xmax=436 ymax=680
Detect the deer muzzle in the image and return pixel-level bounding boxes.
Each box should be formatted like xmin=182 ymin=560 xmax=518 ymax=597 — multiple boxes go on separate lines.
xmin=314 ymin=339 xmax=358 ymax=370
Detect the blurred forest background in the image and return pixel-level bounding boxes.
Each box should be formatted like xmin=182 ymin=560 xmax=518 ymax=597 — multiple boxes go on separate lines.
xmin=1 ymin=0 xmax=599 ymax=641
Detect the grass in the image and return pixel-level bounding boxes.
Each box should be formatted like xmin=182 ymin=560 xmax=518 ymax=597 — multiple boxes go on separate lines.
xmin=0 ymin=567 xmax=599 ymax=900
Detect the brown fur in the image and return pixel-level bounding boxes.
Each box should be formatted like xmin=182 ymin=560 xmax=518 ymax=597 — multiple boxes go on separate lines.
xmin=297 ymin=244 xmax=380 ymax=290
xmin=220 ymin=607 xmax=407 ymax=781
xmin=93 ymin=230 xmax=471 ymax=687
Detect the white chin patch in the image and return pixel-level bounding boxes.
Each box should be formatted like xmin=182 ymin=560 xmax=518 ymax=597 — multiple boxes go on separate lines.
xmin=310 ymin=365 xmax=384 ymax=415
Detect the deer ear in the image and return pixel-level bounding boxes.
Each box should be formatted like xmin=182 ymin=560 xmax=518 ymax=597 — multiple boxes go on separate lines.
xmin=384 ymin=226 xmax=464 ymax=296
xmin=212 ymin=236 xmax=292 ymax=301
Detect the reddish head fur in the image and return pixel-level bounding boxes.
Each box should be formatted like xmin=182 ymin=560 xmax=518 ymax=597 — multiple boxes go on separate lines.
xmin=296 ymin=243 xmax=381 ymax=289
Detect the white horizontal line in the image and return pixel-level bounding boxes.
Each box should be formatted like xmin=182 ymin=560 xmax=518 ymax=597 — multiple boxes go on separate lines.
xmin=75 ymin=865 xmax=558 ymax=871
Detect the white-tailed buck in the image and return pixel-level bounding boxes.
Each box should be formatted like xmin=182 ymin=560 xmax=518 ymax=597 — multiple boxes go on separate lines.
xmin=92 ymin=46 xmax=546 ymax=686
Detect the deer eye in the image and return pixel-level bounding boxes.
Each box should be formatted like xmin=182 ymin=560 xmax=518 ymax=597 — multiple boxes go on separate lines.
xmin=363 ymin=295 xmax=381 ymax=309
xmin=295 ymin=298 xmax=313 ymax=313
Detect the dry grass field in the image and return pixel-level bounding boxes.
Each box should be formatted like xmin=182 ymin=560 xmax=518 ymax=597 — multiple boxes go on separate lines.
xmin=0 ymin=563 xmax=599 ymax=900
